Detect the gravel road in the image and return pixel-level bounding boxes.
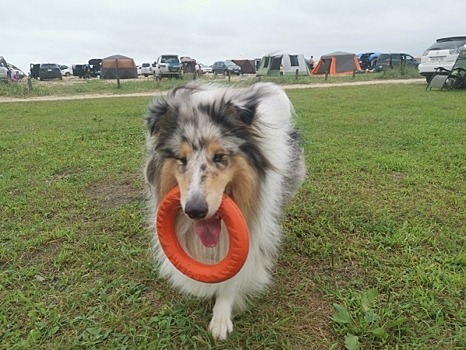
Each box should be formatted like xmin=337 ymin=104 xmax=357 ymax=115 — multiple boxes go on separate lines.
xmin=0 ymin=79 xmax=425 ymax=103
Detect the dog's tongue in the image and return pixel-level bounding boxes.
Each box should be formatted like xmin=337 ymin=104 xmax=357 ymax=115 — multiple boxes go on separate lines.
xmin=194 ymin=216 xmax=221 ymax=247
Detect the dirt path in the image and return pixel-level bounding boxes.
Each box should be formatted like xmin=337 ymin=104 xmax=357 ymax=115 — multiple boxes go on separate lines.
xmin=0 ymin=79 xmax=425 ymax=103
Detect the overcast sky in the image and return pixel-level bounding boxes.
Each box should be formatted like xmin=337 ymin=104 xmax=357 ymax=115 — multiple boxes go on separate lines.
xmin=4 ymin=0 xmax=466 ymax=73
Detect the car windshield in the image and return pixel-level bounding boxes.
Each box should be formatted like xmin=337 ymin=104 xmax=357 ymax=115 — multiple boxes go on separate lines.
xmin=41 ymin=64 xmax=57 ymax=68
xmin=142 ymin=63 xmax=150 ymax=67
xmin=162 ymin=56 xmax=179 ymax=63
xmin=360 ymin=53 xmax=372 ymax=60
xmin=225 ymin=61 xmax=237 ymax=67
xmin=428 ymin=38 xmax=466 ymax=51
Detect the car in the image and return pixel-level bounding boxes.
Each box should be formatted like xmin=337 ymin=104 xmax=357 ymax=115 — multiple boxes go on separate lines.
xmin=418 ymin=36 xmax=466 ymax=82
xmin=0 ymin=66 xmax=10 ymax=82
xmin=156 ymin=55 xmax=182 ymax=79
xmin=0 ymin=56 xmax=11 ymax=82
xmin=60 ymin=65 xmax=73 ymax=77
xmin=140 ymin=62 xmax=153 ymax=77
xmin=211 ymin=60 xmax=241 ymax=76
xmin=373 ymin=53 xmax=419 ymax=72
xmin=199 ymin=63 xmax=212 ymax=74
xmin=358 ymin=52 xmax=380 ymax=70
xmin=39 ymin=63 xmax=62 ymax=80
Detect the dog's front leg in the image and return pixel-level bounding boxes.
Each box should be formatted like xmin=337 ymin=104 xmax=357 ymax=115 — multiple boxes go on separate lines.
xmin=209 ymin=293 xmax=234 ymax=339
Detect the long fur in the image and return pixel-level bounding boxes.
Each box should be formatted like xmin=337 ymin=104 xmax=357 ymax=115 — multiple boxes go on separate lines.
xmin=144 ymin=82 xmax=306 ymax=339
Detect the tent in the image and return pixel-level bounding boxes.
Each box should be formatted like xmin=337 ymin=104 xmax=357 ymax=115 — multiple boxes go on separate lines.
xmin=256 ymin=53 xmax=309 ymax=76
xmin=311 ymin=51 xmax=361 ymax=75
xmin=180 ymin=56 xmax=197 ymax=73
xmin=100 ymin=54 xmax=138 ymax=79
xmin=231 ymin=59 xmax=256 ymax=74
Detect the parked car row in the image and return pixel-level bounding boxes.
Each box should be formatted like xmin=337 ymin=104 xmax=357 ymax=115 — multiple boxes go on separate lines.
xmin=137 ymin=61 xmax=213 ymax=76
xmin=19 ymin=37 xmax=466 ymax=84
xmin=358 ymin=52 xmax=418 ymax=72
xmin=359 ymin=36 xmax=466 ymax=82
xmin=136 ymin=56 xmax=242 ymax=79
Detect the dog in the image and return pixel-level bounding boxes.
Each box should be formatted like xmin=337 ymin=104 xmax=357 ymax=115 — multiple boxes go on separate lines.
xmin=144 ymin=82 xmax=306 ymax=339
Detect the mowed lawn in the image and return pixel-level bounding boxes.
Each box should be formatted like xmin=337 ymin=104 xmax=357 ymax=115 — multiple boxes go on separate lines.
xmin=0 ymin=84 xmax=464 ymax=349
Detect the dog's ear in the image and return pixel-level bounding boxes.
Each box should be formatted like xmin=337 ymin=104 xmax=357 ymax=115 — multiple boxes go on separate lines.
xmin=146 ymin=98 xmax=169 ymax=136
xmin=225 ymin=92 xmax=259 ymax=125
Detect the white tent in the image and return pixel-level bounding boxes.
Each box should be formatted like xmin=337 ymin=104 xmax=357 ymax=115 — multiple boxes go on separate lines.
xmin=256 ymin=52 xmax=309 ymax=76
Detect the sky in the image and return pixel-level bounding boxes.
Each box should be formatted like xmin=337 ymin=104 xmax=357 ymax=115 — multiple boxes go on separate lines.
xmin=4 ymin=0 xmax=466 ymax=73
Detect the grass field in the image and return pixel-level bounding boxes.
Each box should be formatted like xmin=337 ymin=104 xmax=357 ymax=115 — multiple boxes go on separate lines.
xmin=1 ymin=82 xmax=464 ymax=349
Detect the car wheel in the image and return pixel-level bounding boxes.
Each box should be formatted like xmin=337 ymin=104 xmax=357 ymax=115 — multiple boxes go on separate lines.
xmin=65 ymin=72 xmax=71 ymax=77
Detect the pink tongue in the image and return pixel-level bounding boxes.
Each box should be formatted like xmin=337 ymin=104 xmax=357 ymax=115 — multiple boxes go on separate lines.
xmin=194 ymin=216 xmax=221 ymax=247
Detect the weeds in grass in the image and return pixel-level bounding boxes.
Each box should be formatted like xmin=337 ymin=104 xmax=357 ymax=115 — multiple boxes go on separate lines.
xmin=332 ymin=289 xmax=408 ymax=349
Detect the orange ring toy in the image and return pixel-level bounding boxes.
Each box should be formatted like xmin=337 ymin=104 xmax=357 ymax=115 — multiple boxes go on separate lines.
xmin=156 ymin=186 xmax=249 ymax=283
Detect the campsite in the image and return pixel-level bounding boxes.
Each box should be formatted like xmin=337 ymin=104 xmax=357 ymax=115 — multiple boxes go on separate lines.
xmin=1 ymin=76 xmax=465 ymax=349
xmin=3 ymin=0 xmax=466 ymax=346
xmin=0 ymin=49 xmax=417 ymax=82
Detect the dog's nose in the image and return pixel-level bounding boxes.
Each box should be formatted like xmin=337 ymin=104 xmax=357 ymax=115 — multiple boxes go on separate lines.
xmin=184 ymin=197 xmax=208 ymax=219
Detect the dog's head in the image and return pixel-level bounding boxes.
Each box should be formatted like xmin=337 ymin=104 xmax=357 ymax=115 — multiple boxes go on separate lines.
xmin=145 ymin=84 xmax=272 ymax=243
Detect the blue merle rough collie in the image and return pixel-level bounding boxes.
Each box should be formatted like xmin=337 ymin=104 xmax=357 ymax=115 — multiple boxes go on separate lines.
xmin=144 ymin=82 xmax=306 ymax=339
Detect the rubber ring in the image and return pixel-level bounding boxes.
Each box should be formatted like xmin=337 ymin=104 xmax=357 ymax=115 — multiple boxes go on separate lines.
xmin=156 ymin=186 xmax=249 ymax=283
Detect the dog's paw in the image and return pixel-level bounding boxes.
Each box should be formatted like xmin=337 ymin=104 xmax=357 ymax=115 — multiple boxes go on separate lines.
xmin=209 ymin=314 xmax=233 ymax=340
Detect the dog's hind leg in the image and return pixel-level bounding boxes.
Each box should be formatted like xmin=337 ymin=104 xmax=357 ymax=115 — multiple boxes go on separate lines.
xmin=209 ymin=293 xmax=234 ymax=339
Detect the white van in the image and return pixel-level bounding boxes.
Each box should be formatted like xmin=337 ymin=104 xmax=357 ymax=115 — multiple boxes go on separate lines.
xmin=418 ymin=36 xmax=466 ymax=82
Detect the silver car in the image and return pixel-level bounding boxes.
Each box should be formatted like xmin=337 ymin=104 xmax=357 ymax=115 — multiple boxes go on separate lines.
xmin=0 ymin=66 xmax=10 ymax=82
xmin=418 ymin=36 xmax=466 ymax=82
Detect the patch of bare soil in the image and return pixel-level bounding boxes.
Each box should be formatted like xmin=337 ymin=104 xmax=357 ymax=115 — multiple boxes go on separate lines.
xmin=86 ymin=175 xmax=145 ymax=210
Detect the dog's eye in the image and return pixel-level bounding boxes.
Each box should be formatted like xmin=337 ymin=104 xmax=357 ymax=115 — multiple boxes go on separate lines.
xmin=213 ymin=154 xmax=226 ymax=163
xmin=177 ymin=157 xmax=187 ymax=166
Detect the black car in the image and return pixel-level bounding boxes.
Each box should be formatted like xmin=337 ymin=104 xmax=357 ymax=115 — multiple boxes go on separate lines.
xmin=373 ymin=53 xmax=419 ymax=72
xmin=211 ymin=61 xmax=241 ymax=76
xmin=39 ymin=63 xmax=62 ymax=80
xmin=358 ymin=52 xmax=380 ymax=70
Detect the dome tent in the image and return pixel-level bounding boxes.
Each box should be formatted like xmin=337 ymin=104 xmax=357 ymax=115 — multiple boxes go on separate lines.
xmin=256 ymin=52 xmax=309 ymax=76
xmin=100 ymin=54 xmax=138 ymax=79
xmin=311 ymin=51 xmax=361 ymax=75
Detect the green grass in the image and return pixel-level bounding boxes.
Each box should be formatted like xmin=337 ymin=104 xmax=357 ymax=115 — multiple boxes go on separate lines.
xmin=1 ymin=83 xmax=464 ymax=349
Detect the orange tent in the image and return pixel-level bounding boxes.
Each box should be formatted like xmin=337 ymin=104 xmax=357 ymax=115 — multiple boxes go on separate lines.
xmin=311 ymin=51 xmax=361 ymax=75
